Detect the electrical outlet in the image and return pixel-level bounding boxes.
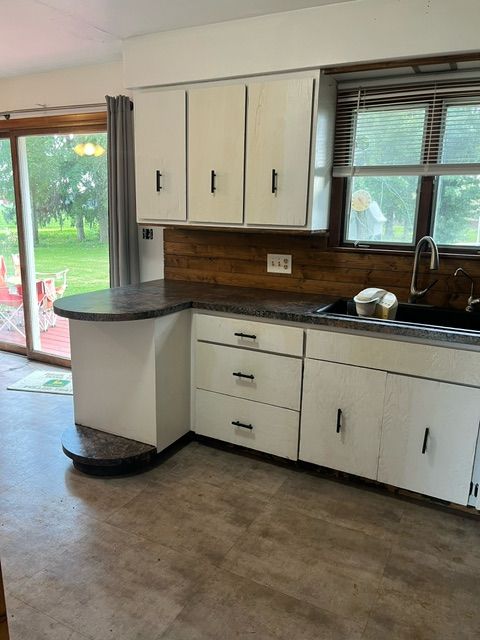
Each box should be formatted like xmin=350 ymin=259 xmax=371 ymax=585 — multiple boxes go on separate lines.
xmin=142 ymin=228 xmax=154 ymax=240
xmin=267 ymin=253 xmax=292 ymax=274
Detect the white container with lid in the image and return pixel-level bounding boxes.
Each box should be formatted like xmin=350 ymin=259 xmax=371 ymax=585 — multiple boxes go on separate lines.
xmin=353 ymin=288 xmax=387 ymax=317
xmin=353 ymin=288 xmax=398 ymax=319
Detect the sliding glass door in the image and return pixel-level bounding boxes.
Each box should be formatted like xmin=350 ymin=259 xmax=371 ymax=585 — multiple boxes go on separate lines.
xmin=0 ymin=114 xmax=109 ymax=364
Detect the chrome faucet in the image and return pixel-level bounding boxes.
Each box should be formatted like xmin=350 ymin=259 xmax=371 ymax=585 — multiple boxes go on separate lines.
xmin=454 ymin=268 xmax=480 ymax=312
xmin=409 ymin=236 xmax=440 ymax=303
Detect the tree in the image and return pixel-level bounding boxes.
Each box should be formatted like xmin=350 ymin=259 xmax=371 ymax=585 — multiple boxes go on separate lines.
xmin=0 ymin=140 xmax=16 ymax=224
xmin=24 ymin=133 xmax=108 ymax=244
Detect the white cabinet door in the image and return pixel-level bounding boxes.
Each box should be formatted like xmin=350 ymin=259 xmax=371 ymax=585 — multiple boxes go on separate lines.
xmin=379 ymin=374 xmax=480 ymax=505
xmin=188 ymin=84 xmax=245 ymax=224
xmin=299 ymin=360 xmax=386 ymax=480
xmin=134 ymin=89 xmax=186 ymax=222
xmin=245 ymin=77 xmax=314 ymax=227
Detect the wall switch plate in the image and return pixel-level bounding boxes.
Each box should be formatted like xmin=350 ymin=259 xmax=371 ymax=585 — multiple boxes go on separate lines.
xmin=267 ymin=253 xmax=292 ymax=274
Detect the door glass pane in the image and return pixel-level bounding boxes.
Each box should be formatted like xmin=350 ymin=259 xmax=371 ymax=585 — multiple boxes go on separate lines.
xmin=433 ymin=175 xmax=480 ymax=247
xmin=19 ymin=132 xmax=109 ymax=358
xmin=0 ymin=138 xmax=26 ymax=348
xmin=345 ymin=175 xmax=419 ymax=244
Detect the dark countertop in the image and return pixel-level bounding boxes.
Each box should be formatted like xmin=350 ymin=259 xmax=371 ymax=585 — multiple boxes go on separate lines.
xmin=54 ymin=279 xmax=480 ymax=348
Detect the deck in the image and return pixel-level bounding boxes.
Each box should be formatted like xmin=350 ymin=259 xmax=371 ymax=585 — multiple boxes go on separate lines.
xmin=0 ymin=315 xmax=70 ymax=359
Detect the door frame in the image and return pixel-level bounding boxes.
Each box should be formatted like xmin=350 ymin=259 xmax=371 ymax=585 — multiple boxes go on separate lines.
xmin=0 ymin=112 xmax=107 ymax=367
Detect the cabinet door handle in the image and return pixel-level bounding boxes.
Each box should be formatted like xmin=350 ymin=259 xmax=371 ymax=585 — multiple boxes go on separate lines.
xmin=232 ymin=420 xmax=253 ymax=430
xmin=156 ymin=170 xmax=162 ymax=191
xmin=232 ymin=371 xmax=255 ymax=380
xmin=271 ymin=169 xmax=278 ymax=194
xmin=210 ymin=170 xmax=216 ymax=193
xmin=421 ymin=427 xmax=430 ymax=454
xmin=234 ymin=332 xmax=257 ymax=340
xmin=336 ymin=408 xmax=342 ymax=433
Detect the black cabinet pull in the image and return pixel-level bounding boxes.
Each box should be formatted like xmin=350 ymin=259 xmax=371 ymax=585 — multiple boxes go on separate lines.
xmin=234 ymin=332 xmax=257 ymax=340
xmin=421 ymin=427 xmax=430 ymax=454
xmin=336 ymin=408 xmax=342 ymax=433
xmin=271 ymin=169 xmax=278 ymax=194
xmin=210 ymin=170 xmax=216 ymax=193
xmin=156 ymin=170 xmax=162 ymax=191
xmin=232 ymin=420 xmax=253 ymax=430
xmin=232 ymin=371 xmax=255 ymax=380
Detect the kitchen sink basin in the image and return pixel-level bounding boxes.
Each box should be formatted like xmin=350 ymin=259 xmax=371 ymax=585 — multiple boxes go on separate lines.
xmin=315 ymin=299 xmax=480 ymax=332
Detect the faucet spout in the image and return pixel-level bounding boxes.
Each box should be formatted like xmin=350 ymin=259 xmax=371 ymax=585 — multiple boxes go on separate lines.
xmin=409 ymin=236 xmax=440 ymax=304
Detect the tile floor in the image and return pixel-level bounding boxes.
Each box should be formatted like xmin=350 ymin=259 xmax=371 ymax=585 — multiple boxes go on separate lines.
xmin=1 ymin=350 xmax=480 ymax=639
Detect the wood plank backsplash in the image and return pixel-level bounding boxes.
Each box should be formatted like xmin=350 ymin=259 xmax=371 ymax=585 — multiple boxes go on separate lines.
xmin=164 ymin=228 xmax=480 ymax=309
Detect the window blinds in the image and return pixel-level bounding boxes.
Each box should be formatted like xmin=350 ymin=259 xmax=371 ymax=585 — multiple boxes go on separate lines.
xmin=333 ymin=78 xmax=480 ymax=177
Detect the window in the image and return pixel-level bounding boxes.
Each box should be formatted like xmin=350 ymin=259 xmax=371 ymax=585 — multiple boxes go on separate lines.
xmin=332 ymin=78 xmax=480 ymax=252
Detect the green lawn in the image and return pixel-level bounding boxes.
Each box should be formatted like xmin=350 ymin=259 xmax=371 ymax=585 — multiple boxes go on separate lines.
xmin=0 ymin=225 xmax=109 ymax=297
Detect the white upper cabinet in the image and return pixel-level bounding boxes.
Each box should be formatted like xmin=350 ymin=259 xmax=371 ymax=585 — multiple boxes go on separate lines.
xmin=188 ymin=84 xmax=245 ymax=224
xmin=133 ymin=71 xmax=336 ymax=229
xmin=245 ymin=77 xmax=314 ymax=227
xmin=378 ymin=374 xmax=480 ymax=505
xmin=300 ymin=359 xmax=386 ymax=480
xmin=134 ymin=89 xmax=186 ymax=222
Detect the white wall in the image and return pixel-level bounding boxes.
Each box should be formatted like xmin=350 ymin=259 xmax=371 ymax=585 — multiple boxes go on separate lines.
xmin=0 ymin=60 xmax=123 ymax=112
xmin=124 ymin=0 xmax=480 ymax=88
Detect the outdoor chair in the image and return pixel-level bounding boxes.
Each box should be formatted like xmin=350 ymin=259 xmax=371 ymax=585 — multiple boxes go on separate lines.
xmin=0 ymin=255 xmax=7 ymax=286
xmin=0 ymin=255 xmax=25 ymax=337
xmin=0 ymin=287 xmax=24 ymax=336
xmin=34 ymin=269 xmax=69 ymax=328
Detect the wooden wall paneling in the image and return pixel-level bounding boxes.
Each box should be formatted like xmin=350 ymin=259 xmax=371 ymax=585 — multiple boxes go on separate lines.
xmin=164 ymin=228 xmax=480 ymax=309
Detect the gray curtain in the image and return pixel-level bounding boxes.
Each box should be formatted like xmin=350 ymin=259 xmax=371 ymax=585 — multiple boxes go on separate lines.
xmin=106 ymin=95 xmax=140 ymax=287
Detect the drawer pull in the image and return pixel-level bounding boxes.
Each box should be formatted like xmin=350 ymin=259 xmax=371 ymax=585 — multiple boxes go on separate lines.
xmin=210 ymin=169 xmax=216 ymax=193
xmin=232 ymin=420 xmax=253 ymax=430
xmin=234 ymin=332 xmax=257 ymax=340
xmin=156 ymin=170 xmax=162 ymax=191
xmin=272 ymin=169 xmax=278 ymax=194
xmin=336 ymin=408 xmax=342 ymax=433
xmin=232 ymin=371 xmax=255 ymax=380
xmin=421 ymin=427 xmax=430 ymax=454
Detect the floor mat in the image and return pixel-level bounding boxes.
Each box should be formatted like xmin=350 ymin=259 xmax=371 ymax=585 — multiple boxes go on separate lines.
xmin=7 ymin=369 xmax=72 ymax=395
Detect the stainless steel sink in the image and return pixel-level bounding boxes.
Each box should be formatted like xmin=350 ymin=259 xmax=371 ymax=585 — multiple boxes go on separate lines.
xmin=314 ymin=299 xmax=480 ymax=332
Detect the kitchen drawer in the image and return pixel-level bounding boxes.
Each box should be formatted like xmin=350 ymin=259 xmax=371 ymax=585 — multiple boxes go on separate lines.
xmin=194 ymin=389 xmax=299 ymax=459
xmin=195 ymin=313 xmax=304 ymax=356
xmin=195 ymin=341 xmax=302 ymax=410
xmin=305 ymin=329 xmax=480 ymax=387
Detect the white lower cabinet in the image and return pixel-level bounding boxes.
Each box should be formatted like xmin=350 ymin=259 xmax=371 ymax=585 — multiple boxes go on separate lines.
xmin=378 ymin=374 xmax=480 ymax=505
xmin=299 ymin=360 xmax=386 ymax=480
xmin=190 ymin=317 xmax=480 ymax=506
xmin=195 ymin=389 xmax=299 ymax=459
xmin=193 ymin=314 xmax=302 ymax=459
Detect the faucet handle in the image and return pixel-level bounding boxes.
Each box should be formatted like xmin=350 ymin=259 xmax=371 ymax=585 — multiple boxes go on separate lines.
xmin=421 ymin=279 xmax=439 ymax=298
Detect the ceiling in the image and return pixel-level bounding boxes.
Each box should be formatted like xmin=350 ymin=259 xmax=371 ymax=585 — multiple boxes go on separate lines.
xmin=0 ymin=0 xmax=355 ymax=79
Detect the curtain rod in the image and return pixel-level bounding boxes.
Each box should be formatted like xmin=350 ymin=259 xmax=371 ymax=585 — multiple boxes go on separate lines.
xmin=0 ymin=102 xmax=108 ymax=119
